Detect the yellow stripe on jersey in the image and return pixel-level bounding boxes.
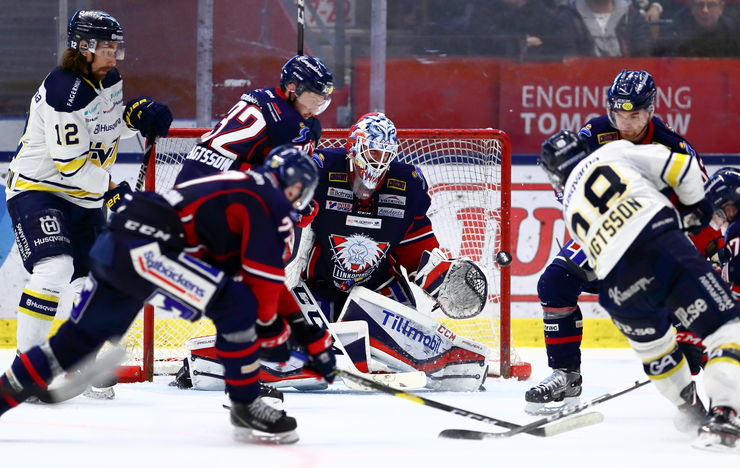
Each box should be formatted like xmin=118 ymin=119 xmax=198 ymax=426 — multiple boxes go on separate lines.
xmin=17 ymin=307 xmax=56 ymax=321
xmin=22 ymin=288 xmax=60 ymax=304
xmin=13 ymin=179 xmax=103 ymax=198
xmin=663 ymin=152 xmax=691 ymax=187
xmin=54 ymin=154 xmax=88 ymax=175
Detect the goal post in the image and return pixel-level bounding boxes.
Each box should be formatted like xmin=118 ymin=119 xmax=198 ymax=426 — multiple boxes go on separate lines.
xmin=116 ymin=128 xmax=531 ymax=382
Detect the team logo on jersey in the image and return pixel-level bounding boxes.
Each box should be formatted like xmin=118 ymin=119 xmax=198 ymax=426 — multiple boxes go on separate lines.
xmin=39 ymin=215 xmax=61 ymax=235
xmin=597 ymin=132 xmax=618 ymax=145
xmin=292 ymin=125 xmax=313 ymax=145
xmin=378 ymin=207 xmax=405 ymax=218
xmin=88 ymin=138 xmax=120 ymax=166
xmin=579 ymin=124 xmax=593 ymax=138
xmin=326 ymin=200 xmax=352 ymax=212
xmin=386 ymin=178 xmax=406 ymax=191
xmin=329 ymin=172 xmax=348 ymax=183
xmin=329 ymin=233 xmax=390 ymax=280
xmin=328 ymin=187 xmax=354 ymax=200
xmin=378 ymin=194 xmax=406 ymax=206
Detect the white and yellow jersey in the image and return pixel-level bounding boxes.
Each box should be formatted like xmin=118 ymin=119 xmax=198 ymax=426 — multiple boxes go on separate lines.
xmin=561 ymin=140 xmax=705 ymax=279
xmin=6 ymin=67 xmax=137 ymax=208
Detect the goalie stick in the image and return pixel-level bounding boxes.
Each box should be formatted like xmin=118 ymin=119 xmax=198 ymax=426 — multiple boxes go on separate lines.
xmin=439 ymin=379 xmax=651 ymax=440
xmin=334 ymin=368 xmax=602 ymax=437
xmin=291 ymin=281 xmax=427 ymax=390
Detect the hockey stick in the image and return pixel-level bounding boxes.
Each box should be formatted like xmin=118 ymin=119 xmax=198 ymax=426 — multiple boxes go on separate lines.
xmin=135 ymin=136 xmax=157 ymax=192
xmin=438 ymin=379 xmax=650 ymax=440
xmin=34 ymin=346 xmax=126 ymax=404
xmin=335 ymin=368 xmax=602 ymax=438
xmin=296 ymin=0 xmax=305 ymax=55
xmin=291 ymin=281 xmax=427 ymax=390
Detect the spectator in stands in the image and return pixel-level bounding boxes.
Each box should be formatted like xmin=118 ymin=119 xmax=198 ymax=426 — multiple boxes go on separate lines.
xmin=489 ymin=0 xmax=559 ymax=60
xmin=657 ymin=0 xmax=739 ymax=56
xmin=554 ymin=0 xmax=654 ymax=57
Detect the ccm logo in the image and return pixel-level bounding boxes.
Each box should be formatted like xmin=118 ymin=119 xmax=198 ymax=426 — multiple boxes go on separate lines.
xmin=124 ymin=219 xmax=172 ymax=241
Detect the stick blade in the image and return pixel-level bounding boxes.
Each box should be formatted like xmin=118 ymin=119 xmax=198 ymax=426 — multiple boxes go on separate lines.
xmin=438 ymin=412 xmax=605 ymax=440
xmin=541 ymin=411 xmax=605 ymax=436
xmin=438 ymin=429 xmax=493 ymax=440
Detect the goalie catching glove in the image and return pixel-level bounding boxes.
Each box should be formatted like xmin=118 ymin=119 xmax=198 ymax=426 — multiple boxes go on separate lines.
xmin=412 ymin=248 xmax=487 ymax=319
xmin=286 ymin=313 xmax=336 ymax=383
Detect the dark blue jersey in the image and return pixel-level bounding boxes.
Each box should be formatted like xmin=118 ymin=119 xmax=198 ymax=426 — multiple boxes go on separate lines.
xmin=723 ymin=219 xmax=740 ymax=296
xmin=305 ymin=149 xmax=438 ymax=299
xmin=168 ymin=170 xmax=296 ymax=320
xmin=175 ymin=87 xmax=321 ymax=184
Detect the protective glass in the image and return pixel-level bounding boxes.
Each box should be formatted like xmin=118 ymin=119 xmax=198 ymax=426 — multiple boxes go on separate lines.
xmin=293 ymin=181 xmax=317 ymax=211
xmin=296 ymin=91 xmax=331 ymax=116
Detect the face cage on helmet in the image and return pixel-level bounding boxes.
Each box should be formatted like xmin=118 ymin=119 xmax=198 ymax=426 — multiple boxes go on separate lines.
xmin=75 ymin=37 xmax=125 ymax=60
xmin=350 ymin=136 xmax=399 ymax=195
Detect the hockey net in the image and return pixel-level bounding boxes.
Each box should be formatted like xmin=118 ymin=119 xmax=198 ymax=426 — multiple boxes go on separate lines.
xmin=117 ymin=128 xmax=530 ymax=381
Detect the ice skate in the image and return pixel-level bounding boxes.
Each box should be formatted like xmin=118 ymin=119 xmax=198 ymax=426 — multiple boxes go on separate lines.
xmin=230 ymin=396 xmax=298 ymax=444
xmin=524 ymin=368 xmax=582 ymax=415
xmin=692 ymin=406 xmax=740 ymax=452
xmin=673 ymin=381 xmax=706 ymax=433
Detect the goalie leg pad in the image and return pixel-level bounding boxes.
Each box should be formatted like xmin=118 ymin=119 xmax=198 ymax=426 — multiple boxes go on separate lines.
xmin=338 ymin=287 xmax=488 ymax=391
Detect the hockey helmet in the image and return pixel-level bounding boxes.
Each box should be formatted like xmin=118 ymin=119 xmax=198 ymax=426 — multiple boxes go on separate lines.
xmin=280 ymin=55 xmax=334 ymax=115
xmin=607 ymin=70 xmax=656 ymax=127
xmin=346 ymin=113 xmax=400 ymax=199
xmin=705 ymin=167 xmax=740 ymax=222
xmin=539 ymin=130 xmax=591 ymax=192
xmin=263 ymin=145 xmax=319 ymax=211
xmin=67 ymin=10 xmax=125 ymax=60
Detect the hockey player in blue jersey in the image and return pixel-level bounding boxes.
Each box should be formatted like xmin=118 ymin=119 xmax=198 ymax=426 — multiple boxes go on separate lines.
xmin=539 ymin=130 xmax=740 ymax=452
xmin=175 ymin=55 xmax=333 ymax=184
xmin=289 ymin=113 xmax=490 ymax=391
xmin=525 ymin=70 xmax=722 ymax=414
xmin=0 ymin=147 xmax=335 ymax=445
xmin=5 ymin=10 xmax=172 ymax=398
xmin=705 ymin=167 xmax=740 ymax=300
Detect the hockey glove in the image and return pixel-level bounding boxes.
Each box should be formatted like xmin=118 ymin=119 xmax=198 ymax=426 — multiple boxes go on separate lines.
xmin=675 ymin=330 xmax=706 ymax=376
xmin=681 ymin=198 xmax=713 ymax=235
xmin=286 ymin=313 xmax=336 ymax=383
xmin=103 ymin=181 xmax=132 ymax=213
xmin=256 ymin=316 xmax=292 ymax=363
xmin=295 ymin=199 xmax=319 ymax=228
xmin=124 ymin=97 xmax=173 ymax=140
xmin=412 ymin=248 xmax=452 ymax=297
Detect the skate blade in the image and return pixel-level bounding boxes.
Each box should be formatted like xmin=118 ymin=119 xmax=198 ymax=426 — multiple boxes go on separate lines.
xmin=524 ymin=397 xmax=581 ymax=416
xmin=82 ymin=386 xmax=115 ymax=400
xmin=233 ymin=426 xmax=299 ymax=445
xmin=692 ymin=432 xmax=740 ymax=453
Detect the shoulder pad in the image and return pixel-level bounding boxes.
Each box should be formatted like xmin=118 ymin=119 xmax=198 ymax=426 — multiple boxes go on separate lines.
xmin=386 ymin=161 xmax=426 ymax=191
xmin=43 ymin=67 xmax=97 ymax=112
xmin=579 ymin=116 xmax=617 ymax=150
xmin=650 ymin=117 xmax=696 ymax=155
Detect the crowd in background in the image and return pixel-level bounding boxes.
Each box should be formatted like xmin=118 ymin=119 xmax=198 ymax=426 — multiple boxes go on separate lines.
xmin=388 ymin=0 xmax=739 ymax=60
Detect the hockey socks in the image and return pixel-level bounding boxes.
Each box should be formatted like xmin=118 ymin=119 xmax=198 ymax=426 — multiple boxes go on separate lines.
xmin=543 ymin=306 xmax=583 ymax=370
xmin=214 ymin=335 xmax=261 ymax=403
xmin=0 ymin=345 xmax=56 ymax=415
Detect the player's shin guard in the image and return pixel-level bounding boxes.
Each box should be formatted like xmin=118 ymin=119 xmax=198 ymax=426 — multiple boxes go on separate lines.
xmin=702 ymin=319 xmax=740 ymax=413
xmin=0 ymin=342 xmax=60 ymax=415
xmin=543 ymin=306 xmax=583 ymax=371
xmin=214 ymin=328 xmax=261 ymax=404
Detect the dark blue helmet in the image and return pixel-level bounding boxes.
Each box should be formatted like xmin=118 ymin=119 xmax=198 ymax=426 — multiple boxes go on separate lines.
xmin=539 ymin=130 xmax=591 ymax=192
xmin=705 ymin=167 xmax=740 ymax=221
xmin=67 ymin=10 xmax=125 ymax=59
xmin=607 ymin=70 xmax=656 ymax=126
xmin=263 ymin=145 xmax=319 ymax=211
xmin=280 ymin=55 xmax=334 ymax=99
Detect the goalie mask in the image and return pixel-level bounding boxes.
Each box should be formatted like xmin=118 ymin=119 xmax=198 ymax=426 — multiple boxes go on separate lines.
xmin=346 ymin=113 xmax=400 ymax=200
xmin=539 ymin=130 xmax=591 ymax=192
xmin=67 ymin=10 xmax=125 ymax=60
xmin=262 ymin=145 xmax=319 ymax=212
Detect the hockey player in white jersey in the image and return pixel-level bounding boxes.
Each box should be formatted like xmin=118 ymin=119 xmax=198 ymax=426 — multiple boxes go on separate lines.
xmin=5 ymin=10 xmax=172 ymax=395
xmin=539 ymin=130 xmax=740 ymax=452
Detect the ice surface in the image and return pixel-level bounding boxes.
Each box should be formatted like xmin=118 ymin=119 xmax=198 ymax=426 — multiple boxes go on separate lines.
xmin=0 ymin=348 xmax=732 ymax=467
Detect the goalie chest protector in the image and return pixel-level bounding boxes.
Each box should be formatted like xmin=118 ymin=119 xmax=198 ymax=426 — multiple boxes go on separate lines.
xmin=309 ymin=149 xmax=434 ymax=294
